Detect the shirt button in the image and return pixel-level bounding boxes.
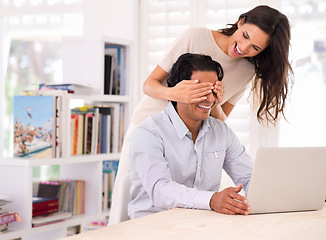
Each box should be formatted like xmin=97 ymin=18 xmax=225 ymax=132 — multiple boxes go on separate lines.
xmin=215 ymin=152 xmax=219 ymax=158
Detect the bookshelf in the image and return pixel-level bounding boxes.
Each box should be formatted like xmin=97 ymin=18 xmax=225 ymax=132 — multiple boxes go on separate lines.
xmin=0 ymin=36 xmax=134 ymax=239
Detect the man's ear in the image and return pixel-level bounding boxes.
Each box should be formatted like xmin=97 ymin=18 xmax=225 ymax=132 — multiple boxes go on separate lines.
xmin=237 ymin=17 xmax=245 ymax=28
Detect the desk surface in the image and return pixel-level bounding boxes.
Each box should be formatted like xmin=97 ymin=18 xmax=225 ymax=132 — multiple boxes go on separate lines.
xmin=62 ymin=204 xmax=326 ymax=240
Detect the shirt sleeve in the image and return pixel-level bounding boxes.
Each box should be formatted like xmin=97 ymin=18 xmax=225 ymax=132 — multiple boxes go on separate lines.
xmin=130 ymin=125 xmax=215 ymax=211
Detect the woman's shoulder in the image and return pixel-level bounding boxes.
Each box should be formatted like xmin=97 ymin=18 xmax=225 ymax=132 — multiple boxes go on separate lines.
xmin=177 ymin=27 xmax=214 ymax=45
xmin=183 ymin=26 xmax=211 ymax=35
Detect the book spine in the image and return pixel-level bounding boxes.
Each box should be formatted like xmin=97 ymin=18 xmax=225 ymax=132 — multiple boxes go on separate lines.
xmin=33 ymin=199 xmax=59 ymax=212
xmin=0 ymin=213 xmax=19 ymax=225
xmin=32 ymin=208 xmax=58 ymax=217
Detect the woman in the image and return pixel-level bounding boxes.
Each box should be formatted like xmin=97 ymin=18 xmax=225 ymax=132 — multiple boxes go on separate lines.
xmin=139 ymin=4 xmax=293 ymax=125
xmin=109 ymin=5 xmax=293 ymax=225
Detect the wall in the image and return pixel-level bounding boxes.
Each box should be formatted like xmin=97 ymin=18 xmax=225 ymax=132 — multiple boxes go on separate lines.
xmin=83 ymin=0 xmax=140 ymax=107
xmin=83 ymin=0 xmax=138 ymax=41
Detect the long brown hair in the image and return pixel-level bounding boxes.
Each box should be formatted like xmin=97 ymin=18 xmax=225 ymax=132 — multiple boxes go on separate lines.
xmin=220 ymin=5 xmax=293 ymax=125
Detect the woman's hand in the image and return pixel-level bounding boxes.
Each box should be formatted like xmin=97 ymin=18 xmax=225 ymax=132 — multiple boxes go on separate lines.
xmin=210 ymin=81 xmax=230 ymax=122
xmin=213 ymin=80 xmax=225 ymax=104
xmin=168 ymin=79 xmax=214 ymax=103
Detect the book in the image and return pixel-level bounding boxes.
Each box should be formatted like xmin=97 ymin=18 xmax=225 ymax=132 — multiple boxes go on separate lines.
xmin=99 ymin=107 xmax=112 ymax=153
xmin=103 ymin=160 xmax=119 ymax=209
xmin=0 ymin=208 xmax=8 ymax=214
xmin=71 ymin=106 xmax=101 ymax=155
xmin=76 ymin=114 xmax=85 ymax=155
xmin=104 ymin=103 xmax=121 ymax=153
xmin=38 ymin=83 xmax=93 ymax=95
xmin=92 ymin=107 xmax=100 ymax=154
xmin=104 ymin=46 xmax=127 ymax=95
xmin=104 ymin=54 xmax=114 ymax=95
xmin=0 ymin=212 xmax=21 ymax=225
xmin=71 ymin=109 xmax=85 ymax=155
xmin=0 ymin=223 xmax=8 ymax=233
xmin=84 ymin=112 xmax=94 ymax=154
xmin=57 ymin=179 xmax=85 ymax=215
xmin=33 ymin=197 xmax=58 ymax=208
xmin=33 ymin=207 xmax=59 ymax=217
xmin=26 ymin=89 xmax=70 ymax=157
xmin=32 ymin=197 xmax=59 ymax=216
xmin=119 ymin=104 xmax=125 ymax=150
xmin=37 ymin=182 xmax=61 ymax=199
xmin=13 ymin=95 xmax=56 ymax=158
xmin=102 ymin=172 xmax=109 ymax=210
xmin=105 ymin=47 xmax=119 ymax=95
xmin=0 ymin=196 xmax=12 ymax=206
xmin=55 ymin=95 xmax=62 ymax=158
xmin=70 ymin=114 xmax=79 ymax=155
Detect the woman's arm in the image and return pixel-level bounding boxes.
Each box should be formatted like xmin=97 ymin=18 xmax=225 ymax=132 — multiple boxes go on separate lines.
xmin=210 ymin=102 xmax=234 ymax=122
xmin=143 ymin=65 xmax=215 ymax=104
xmin=210 ymin=81 xmax=234 ymax=121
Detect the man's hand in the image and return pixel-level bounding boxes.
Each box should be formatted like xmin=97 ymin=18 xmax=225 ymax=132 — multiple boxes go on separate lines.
xmin=209 ymin=184 xmax=250 ymax=215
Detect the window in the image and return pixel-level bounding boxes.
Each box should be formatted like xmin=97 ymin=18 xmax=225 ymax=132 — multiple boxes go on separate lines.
xmin=1 ymin=0 xmax=83 ymax=180
xmin=279 ymin=0 xmax=326 ymax=147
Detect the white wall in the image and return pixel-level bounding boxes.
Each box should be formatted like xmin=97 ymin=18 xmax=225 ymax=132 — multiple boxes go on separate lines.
xmin=83 ymin=0 xmax=141 ymax=107
xmin=83 ymin=0 xmax=138 ymax=41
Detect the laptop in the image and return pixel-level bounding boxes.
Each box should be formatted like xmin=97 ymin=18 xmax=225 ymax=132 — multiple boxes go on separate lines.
xmin=247 ymin=147 xmax=326 ymax=214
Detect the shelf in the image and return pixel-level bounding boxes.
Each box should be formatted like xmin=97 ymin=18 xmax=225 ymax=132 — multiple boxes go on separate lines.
xmin=0 ymin=212 xmax=110 ymax=240
xmin=0 ymin=153 xmax=121 ymax=167
xmin=0 ymin=35 xmax=133 ymax=239
xmin=63 ymin=35 xmax=132 ymax=47
xmin=68 ymin=94 xmax=129 ymax=103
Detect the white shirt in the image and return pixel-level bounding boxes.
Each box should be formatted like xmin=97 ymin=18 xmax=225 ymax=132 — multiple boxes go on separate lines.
xmin=128 ymin=102 xmax=253 ymax=219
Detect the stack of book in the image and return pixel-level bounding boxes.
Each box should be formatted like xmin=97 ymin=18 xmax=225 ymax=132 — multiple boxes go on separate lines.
xmin=13 ymin=88 xmax=125 ymax=158
xmin=0 ymin=195 xmax=21 ymax=234
xmin=71 ymin=104 xmax=125 ymax=156
xmin=31 ymin=179 xmax=85 ymax=227
xmin=32 ymin=197 xmax=59 ymax=217
xmin=38 ymin=83 xmax=93 ymax=95
xmin=34 ymin=180 xmax=85 ymax=216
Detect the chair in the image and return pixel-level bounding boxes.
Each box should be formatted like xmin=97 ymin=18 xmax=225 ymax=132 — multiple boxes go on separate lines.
xmin=109 ymin=96 xmax=168 ymax=225
xmin=108 ymin=123 xmax=135 ymax=225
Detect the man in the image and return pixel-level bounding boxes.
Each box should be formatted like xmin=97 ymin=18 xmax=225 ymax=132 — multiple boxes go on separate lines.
xmin=128 ymin=53 xmax=253 ymax=219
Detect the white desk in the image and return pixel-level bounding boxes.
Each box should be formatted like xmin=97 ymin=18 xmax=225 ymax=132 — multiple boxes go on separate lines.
xmin=62 ymin=204 xmax=326 ymax=240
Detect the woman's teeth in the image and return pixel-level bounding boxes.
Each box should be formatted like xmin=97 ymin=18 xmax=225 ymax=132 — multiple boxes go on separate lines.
xmin=236 ymin=45 xmax=243 ymax=54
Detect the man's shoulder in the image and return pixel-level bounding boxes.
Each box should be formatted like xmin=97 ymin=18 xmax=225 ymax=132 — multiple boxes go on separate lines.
xmin=206 ymin=116 xmax=230 ymax=132
xmin=207 ymin=116 xmax=225 ymax=125
xmin=136 ymin=111 xmax=169 ymax=132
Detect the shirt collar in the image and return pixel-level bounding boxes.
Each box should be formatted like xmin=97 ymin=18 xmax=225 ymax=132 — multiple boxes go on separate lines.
xmin=165 ymin=102 xmax=212 ymax=140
